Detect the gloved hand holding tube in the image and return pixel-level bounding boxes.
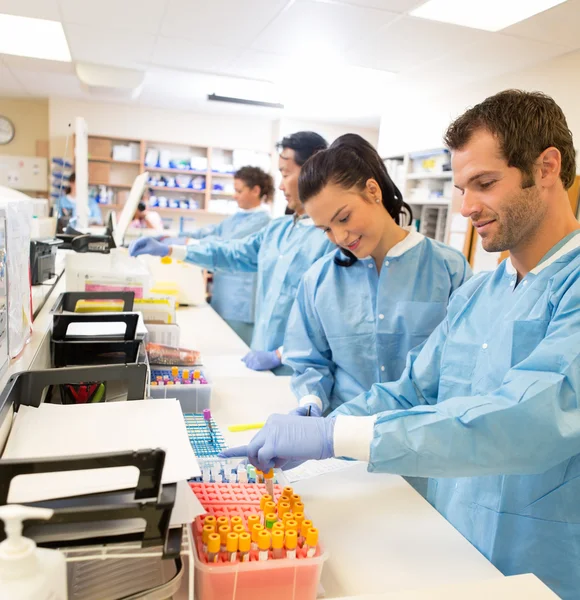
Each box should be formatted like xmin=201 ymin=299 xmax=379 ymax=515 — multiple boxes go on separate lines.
xmin=219 ymin=414 xmax=336 ymax=472
xmin=242 ymin=349 xmax=282 ymax=371
xmin=128 ymin=237 xmax=170 ymax=257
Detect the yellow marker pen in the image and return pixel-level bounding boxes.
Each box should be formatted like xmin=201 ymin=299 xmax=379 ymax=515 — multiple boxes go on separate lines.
xmin=239 ymin=532 xmax=251 ymax=562
xmin=207 ymin=533 xmax=220 ymax=563
xmin=285 ymin=530 xmax=298 ymax=560
xmin=272 ymin=530 xmax=284 ymax=559
xmin=227 ymin=422 xmax=265 ymax=433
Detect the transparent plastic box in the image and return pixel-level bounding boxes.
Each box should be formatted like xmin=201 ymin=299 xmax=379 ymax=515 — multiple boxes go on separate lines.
xmin=190 ymin=482 xmax=328 ymax=600
xmin=148 ymin=367 xmax=212 ymax=413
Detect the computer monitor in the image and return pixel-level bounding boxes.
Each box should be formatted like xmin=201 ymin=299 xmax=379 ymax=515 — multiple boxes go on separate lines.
xmin=113 ymin=171 xmax=149 ymax=248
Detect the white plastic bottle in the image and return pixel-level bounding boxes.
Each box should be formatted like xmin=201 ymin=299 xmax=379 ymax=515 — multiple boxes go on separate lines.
xmin=0 ymin=504 xmax=67 ymax=599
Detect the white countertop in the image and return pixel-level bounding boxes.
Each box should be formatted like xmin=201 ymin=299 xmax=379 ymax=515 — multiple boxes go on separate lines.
xmin=173 ymin=303 xmax=504 ymax=598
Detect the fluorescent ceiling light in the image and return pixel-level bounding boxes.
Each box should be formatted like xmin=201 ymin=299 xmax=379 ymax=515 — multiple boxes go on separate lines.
xmin=0 ymin=13 xmax=71 ymax=61
xmin=410 ymin=0 xmax=568 ymax=32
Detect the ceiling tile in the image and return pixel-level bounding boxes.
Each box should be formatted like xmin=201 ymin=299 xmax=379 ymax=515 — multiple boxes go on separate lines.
xmin=151 ymin=37 xmax=240 ymax=73
xmin=1 ymin=54 xmax=75 ymax=74
xmin=161 ymin=0 xmax=289 ymax=47
xmin=252 ymin=0 xmax=398 ymax=55
xmin=16 ymin=70 xmax=84 ymax=97
xmin=224 ymin=49 xmax=289 ymax=81
xmin=59 ymin=0 xmax=166 ymax=34
xmin=64 ymin=23 xmax=156 ymax=69
xmin=0 ymin=0 xmax=60 ymax=20
xmin=503 ymin=0 xmax=580 ymax=49
xmin=320 ymin=0 xmax=423 ymax=12
xmin=348 ymin=15 xmax=495 ymax=72
xmin=0 ymin=58 xmax=28 ymax=95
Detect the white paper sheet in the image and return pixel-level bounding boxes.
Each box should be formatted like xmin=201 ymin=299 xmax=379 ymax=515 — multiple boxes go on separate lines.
xmin=283 ymin=458 xmax=362 ymax=483
xmin=62 ymin=312 xmax=148 ymax=339
xmin=3 ymin=399 xmax=200 ymax=503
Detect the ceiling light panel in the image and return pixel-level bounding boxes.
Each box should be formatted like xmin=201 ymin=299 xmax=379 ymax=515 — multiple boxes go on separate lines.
xmin=0 ymin=13 xmax=71 ymax=61
xmin=410 ymin=0 xmax=568 ymax=32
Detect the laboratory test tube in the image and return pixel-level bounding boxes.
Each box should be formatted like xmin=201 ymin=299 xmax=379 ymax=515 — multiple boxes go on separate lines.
xmin=247 ymin=514 xmax=260 ymax=534
xmin=260 ymin=494 xmax=273 ymax=512
xmin=300 ymin=519 xmax=313 ymax=544
xmin=278 ymin=502 xmax=291 ymax=518
xmin=238 ymin=465 xmax=248 ymax=483
xmin=219 ymin=525 xmax=230 ymax=552
xmin=264 ymin=501 xmax=276 ymax=517
xmin=290 ymin=494 xmax=301 ymax=508
xmin=204 ymin=515 xmax=217 ymax=531
xmin=271 ymin=530 xmax=284 ymax=559
xmin=207 ymin=533 xmax=220 ymax=563
xmin=285 ymin=519 xmax=298 ymax=533
xmin=293 ymin=512 xmax=305 ymax=531
xmin=182 ymin=369 xmax=190 ymax=380
xmin=251 ymin=523 xmax=265 ymax=551
xmin=283 ymin=486 xmax=294 ymax=497
xmin=264 ymin=512 xmax=278 ymax=530
xmin=264 ymin=469 xmax=275 ymax=497
xmin=285 ymin=530 xmax=298 ymax=560
xmin=294 ymin=501 xmax=305 ymax=514
xmin=171 ymin=366 xmax=179 ymax=378
xmin=278 ymin=494 xmax=291 ymax=507
xmin=272 ymin=522 xmax=285 ymax=534
xmin=256 ymin=469 xmax=265 ymax=484
xmin=239 ymin=532 xmax=251 ymax=562
xmin=230 ymin=516 xmax=243 ymax=529
xmin=226 ymin=532 xmax=239 ymax=563
xmin=233 ymin=524 xmax=246 ymax=535
xmin=258 ymin=530 xmax=271 ymax=561
xmin=216 ymin=516 xmax=229 ymax=531
xmin=282 ymin=512 xmax=295 ymax=528
xmin=305 ymin=528 xmax=319 ymax=558
xmin=202 ymin=525 xmax=214 ymax=553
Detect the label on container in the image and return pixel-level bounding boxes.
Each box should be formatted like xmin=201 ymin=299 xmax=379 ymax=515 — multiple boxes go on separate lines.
xmin=307 ymin=548 xmax=316 ymax=558
xmin=286 ymin=549 xmax=296 ymax=559
xmin=241 ymin=553 xmax=250 ymax=563
xmin=230 ymin=554 xmax=237 ymax=563
xmin=258 ymin=550 xmax=268 ymax=561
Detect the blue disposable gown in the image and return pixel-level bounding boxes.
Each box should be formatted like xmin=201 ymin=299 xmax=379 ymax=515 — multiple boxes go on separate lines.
xmin=184 ymin=210 xmax=270 ymax=323
xmin=332 ymin=233 xmax=580 ymax=598
xmin=284 ymin=231 xmax=472 ymax=413
xmin=181 ymin=215 xmax=334 ymax=350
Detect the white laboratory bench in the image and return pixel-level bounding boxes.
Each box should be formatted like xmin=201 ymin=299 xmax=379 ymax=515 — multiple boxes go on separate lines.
xmin=2 ymin=269 xmax=550 ymax=599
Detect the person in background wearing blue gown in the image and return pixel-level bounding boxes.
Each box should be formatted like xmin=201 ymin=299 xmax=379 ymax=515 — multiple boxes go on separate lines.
xmin=157 ymin=166 xmax=274 ymax=346
xmin=58 ymin=172 xmax=103 ymax=226
xmin=284 ymin=133 xmax=471 ymax=418
xmin=129 ymin=132 xmax=335 ymax=373
xmin=222 ymin=90 xmax=580 ymax=597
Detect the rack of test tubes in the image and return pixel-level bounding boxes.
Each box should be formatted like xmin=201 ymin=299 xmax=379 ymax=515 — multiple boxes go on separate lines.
xmin=149 ymin=365 xmax=212 ymax=412
xmin=190 ymin=458 xmax=282 ymax=485
xmin=190 ymin=482 xmax=327 ymax=600
xmin=184 ymin=410 xmax=227 ymax=458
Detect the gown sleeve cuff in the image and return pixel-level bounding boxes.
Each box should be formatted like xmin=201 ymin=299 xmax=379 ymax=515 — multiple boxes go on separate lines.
xmin=299 ymin=395 xmax=323 ymax=411
xmin=170 ymin=245 xmax=188 ymax=261
xmin=333 ymin=415 xmax=377 ymax=461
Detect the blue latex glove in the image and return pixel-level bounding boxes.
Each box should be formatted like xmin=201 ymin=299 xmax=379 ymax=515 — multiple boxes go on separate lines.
xmin=288 ymin=403 xmax=323 ymax=417
xmin=158 ymin=236 xmax=187 ymax=246
xmin=128 ymin=238 xmax=170 ymax=257
xmin=241 ymin=350 xmax=281 ymax=371
xmin=219 ymin=414 xmax=335 ymax=472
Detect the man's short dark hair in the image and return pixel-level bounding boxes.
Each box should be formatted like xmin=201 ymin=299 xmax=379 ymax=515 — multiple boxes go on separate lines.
xmin=137 ymin=202 xmax=146 ymax=212
xmin=276 ymin=131 xmax=328 ymax=166
xmin=445 ymin=89 xmax=576 ymax=190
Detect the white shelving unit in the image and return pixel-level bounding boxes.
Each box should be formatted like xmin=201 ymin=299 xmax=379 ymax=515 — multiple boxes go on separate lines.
xmin=384 ymin=149 xmax=463 ymax=252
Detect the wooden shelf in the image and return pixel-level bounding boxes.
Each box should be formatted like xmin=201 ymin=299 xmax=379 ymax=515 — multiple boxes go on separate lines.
xmin=148 ymin=185 xmax=206 ymax=194
xmin=211 ymin=191 xmax=235 ymax=197
xmin=89 ymin=157 xmax=141 ymax=165
xmin=211 ymin=172 xmax=234 ymax=178
xmin=146 ymin=166 xmax=208 ymax=176
xmin=154 ymin=206 xmax=203 ymax=213
xmin=89 ymin=181 xmax=133 ymax=188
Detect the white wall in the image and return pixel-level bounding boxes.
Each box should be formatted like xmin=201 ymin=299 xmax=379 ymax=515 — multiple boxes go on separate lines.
xmin=278 ymin=117 xmax=379 ymax=147
xmin=49 ymin=97 xmax=275 ymax=152
xmin=378 ymin=49 xmax=580 ymax=161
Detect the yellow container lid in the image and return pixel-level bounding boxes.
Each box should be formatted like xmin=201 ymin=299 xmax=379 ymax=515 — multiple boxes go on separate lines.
xmin=264 ymin=501 xmax=276 ymax=515
xmin=207 ymin=533 xmax=220 ymax=554
xmin=204 ymin=515 xmax=216 ymax=527
xmin=226 ymin=532 xmax=239 ymax=553
xmin=301 ymin=519 xmax=313 ymax=536
xmin=238 ymin=532 xmax=251 ymax=552
xmin=251 ymin=523 xmax=264 ymax=543
xmin=285 ymin=519 xmax=298 ymax=532
xmin=216 ymin=516 xmax=229 ymax=528
xmin=247 ymin=515 xmax=260 ymax=532
xmin=293 ymin=512 xmax=304 ymax=528
xmin=219 ymin=525 xmax=230 ymax=544
xmin=233 ymin=524 xmax=246 ymax=535
xmin=283 ymin=486 xmax=294 ymax=497
xmin=230 ymin=516 xmax=243 ymax=528
xmin=285 ymin=530 xmax=297 ymax=550
xmin=294 ymin=501 xmax=305 ymax=514
xmin=272 ymin=530 xmax=284 ymax=549
xmin=278 ymin=502 xmax=291 ymax=517
xmin=202 ymin=525 xmax=214 ymax=545
xmin=306 ymin=528 xmax=318 ymax=548
xmin=260 ymin=494 xmax=273 ymax=511
xmin=258 ymin=530 xmax=271 ymax=551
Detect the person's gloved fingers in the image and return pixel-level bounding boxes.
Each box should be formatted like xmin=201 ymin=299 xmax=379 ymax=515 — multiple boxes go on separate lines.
xmin=280 ymin=459 xmax=307 ymax=471
xmin=241 ymin=353 xmax=249 ymax=364
xmin=256 ymin=439 xmax=278 ymax=473
xmin=219 ymin=446 xmax=248 ymax=458
xmin=288 ymin=406 xmax=308 ymax=416
xmin=129 ymin=239 xmax=143 ymax=257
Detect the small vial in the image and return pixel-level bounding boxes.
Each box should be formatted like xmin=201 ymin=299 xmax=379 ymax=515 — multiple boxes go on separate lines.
xmin=264 ymin=501 xmax=277 ymax=518
xmin=285 ymin=519 xmax=298 ymax=533
xmin=237 ymin=465 xmax=248 ymax=484
xmin=277 ymin=494 xmax=291 ymax=507
xmin=300 ymin=519 xmax=313 ymax=545
xmin=282 ymin=512 xmax=294 ymax=528
xmin=156 ymin=375 xmax=163 ymax=382
xmin=283 ymin=486 xmax=294 ymax=498
xmin=258 ymin=530 xmax=271 ymax=561
xmin=171 ymin=366 xmax=179 ymax=378
xmin=238 ymin=532 xmax=251 ymax=562
xmin=291 ymin=494 xmax=302 ymax=509
xmin=247 ymin=465 xmax=256 ymax=483
xmin=256 ymin=469 xmax=265 ymax=484
xmin=151 ymin=381 xmax=158 ymax=387
xmin=264 ymin=469 xmax=275 ymax=497
xmin=233 ymin=524 xmax=246 ymax=536
xmin=264 ymin=512 xmax=278 ymax=530
xmin=204 ymin=515 xmax=217 ymax=531
xmin=182 ymin=369 xmax=190 ymax=380
xmin=218 ymin=525 xmax=230 ymax=552
xmin=230 ymin=516 xmax=243 ymax=529
xmin=202 ymin=469 xmax=211 ymax=483
xmin=226 ymin=532 xmax=239 ymax=563
xmin=271 ymin=530 xmax=284 ymax=559
xmin=285 ymin=530 xmax=298 ymax=560
xmin=293 ymin=512 xmax=305 ymax=531
xmin=251 ymin=523 xmax=265 ymax=551
xmin=278 ymin=502 xmax=291 ymax=518
xmin=193 ymin=370 xmax=201 ymax=380
xmin=247 ymin=514 xmax=260 ymax=535
xmin=294 ymin=501 xmax=305 ymax=514
xmin=216 ymin=516 xmax=230 ymax=531
xmin=202 ymin=525 xmax=214 ymax=554
xmin=272 ymin=522 xmax=284 ymax=534
xmin=305 ymin=528 xmax=319 ymax=558
xmin=260 ymin=494 xmax=273 ymax=512
xmin=207 ymin=533 xmax=220 ymax=563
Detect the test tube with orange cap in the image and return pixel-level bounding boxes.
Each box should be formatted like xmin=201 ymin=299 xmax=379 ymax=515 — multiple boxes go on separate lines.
xmin=272 ymin=522 xmax=285 ymax=534
xmin=278 ymin=501 xmax=291 ymax=518
xmin=294 ymin=501 xmax=305 ymax=514
xmin=259 ymin=494 xmax=273 ymax=512
xmin=271 ymin=530 xmax=284 ymax=559
xmin=239 ymin=532 xmax=251 ymax=562
xmin=285 ymin=530 xmax=298 ymax=559
xmin=233 ymin=524 xmax=246 ymax=536
xmin=305 ymin=528 xmax=319 ymax=558
xmin=257 ymin=530 xmax=271 ymax=561
xmin=230 ymin=516 xmax=243 ymax=529
xmin=203 ymin=515 xmax=217 ymax=532
xmin=251 ymin=523 xmax=265 ymax=551
xmin=278 ymin=494 xmax=291 ymax=507
xmin=226 ymin=532 xmax=239 ymax=563
xmin=247 ymin=514 xmax=260 ymax=535
xmin=282 ymin=512 xmax=294 ymax=528
xmin=290 ymin=494 xmax=301 ymax=508
xmin=285 ymin=519 xmax=298 ymax=533
xmin=283 ymin=486 xmax=294 ymax=498
xmin=207 ymin=533 xmax=220 ymax=563
xmin=264 ymin=512 xmax=278 ymax=530
xmin=293 ymin=512 xmax=305 ymax=532
xmin=264 ymin=469 xmax=275 ymax=497
xmin=202 ymin=525 xmax=214 ymax=554
xmin=264 ymin=501 xmax=277 ymax=520
xmin=299 ymin=519 xmax=313 ymax=545
xmin=216 ymin=516 xmax=229 ymax=531
xmin=218 ymin=525 xmax=230 ymax=552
